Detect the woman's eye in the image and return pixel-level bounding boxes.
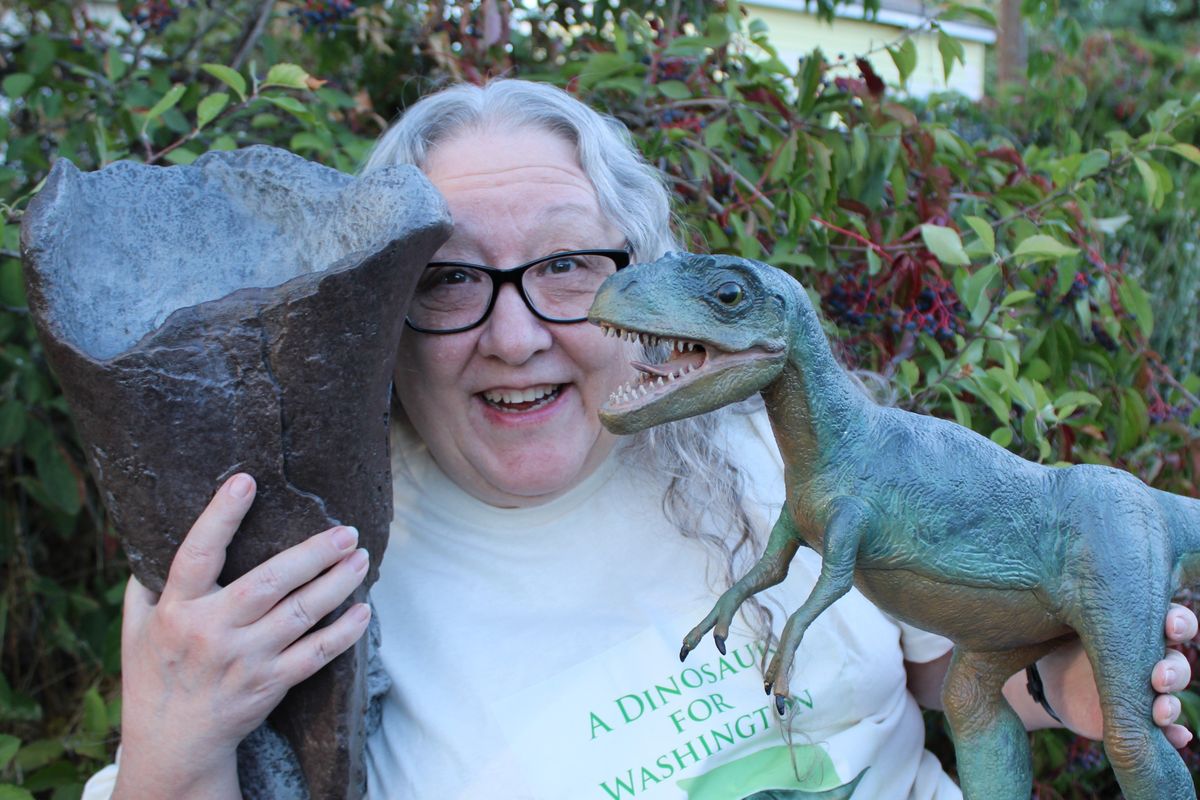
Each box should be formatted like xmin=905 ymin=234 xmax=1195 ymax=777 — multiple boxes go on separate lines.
xmin=420 ymin=267 xmax=477 ymax=290
xmin=545 ymin=257 xmax=579 ymax=275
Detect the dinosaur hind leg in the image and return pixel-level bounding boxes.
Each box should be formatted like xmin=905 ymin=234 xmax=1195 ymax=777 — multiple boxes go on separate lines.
xmin=942 ymin=642 xmax=1060 ymax=800
xmin=1073 ymin=586 xmax=1194 ymax=799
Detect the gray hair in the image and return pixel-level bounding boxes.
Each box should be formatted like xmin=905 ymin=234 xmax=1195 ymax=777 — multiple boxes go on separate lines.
xmin=365 ymin=78 xmax=775 ymax=642
xmin=362 ymin=79 xmax=679 ymax=263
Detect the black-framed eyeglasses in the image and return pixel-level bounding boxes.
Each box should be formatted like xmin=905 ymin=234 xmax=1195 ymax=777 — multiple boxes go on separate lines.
xmin=405 ymin=248 xmax=632 ymax=334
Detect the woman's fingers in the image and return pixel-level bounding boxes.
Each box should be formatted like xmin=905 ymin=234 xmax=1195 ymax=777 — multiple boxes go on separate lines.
xmin=274 ymin=601 xmax=372 ymax=687
xmin=1165 ymin=602 xmax=1199 ymax=644
xmin=1163 ymin=723 xmax=1194 ymax=750
xmin=1152 ymin=648 xmax=1192 ymax=694
xmin=259 ymin=548 xmax=370 ymax=649
xmin=162 ymin=474 xmax=256 ymax=602
xmin=224 ymin=525 xmax=360 ymax=626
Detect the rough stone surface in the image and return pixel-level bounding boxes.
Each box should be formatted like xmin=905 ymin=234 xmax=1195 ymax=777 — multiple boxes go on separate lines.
xmin=20 ymin=146 xmax=452 ymax=799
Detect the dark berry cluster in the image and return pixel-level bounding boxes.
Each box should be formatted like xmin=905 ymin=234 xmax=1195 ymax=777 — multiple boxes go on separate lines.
xmin=290 ymin=0 xmax=356 ymax=33
xmin=655 ymin=56 xmax=695 ymax=83
xmin=1063 ymin=270 xmax=1095 ymax=302
xmin=657 ymin=108 xmax=703 ymax=132
xmin=1065 ymin=738 xmax=1107 ymax=773
xmin=128 ymin=0 xmax=179 ymax=33
xmin=824 ymin=270 xmax=965 ymax=342
xmin=1147 ymin=395 xmax=1194 ymax=424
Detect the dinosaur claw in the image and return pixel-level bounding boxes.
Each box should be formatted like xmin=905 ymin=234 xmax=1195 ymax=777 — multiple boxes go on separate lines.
xmin=775 ymin=694 xmax=787 ymax=716
xmin=714 ymin=634 xmax=726 ymax=655
xmin=679 ymin=643 xmax=691 ymax=662
xmin=764 ymin=680 xmax=773 ymax=696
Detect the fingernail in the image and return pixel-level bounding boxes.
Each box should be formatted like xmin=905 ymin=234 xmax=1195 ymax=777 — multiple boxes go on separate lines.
xmin=332 ymin=526 xmax=358 ymax=550
xmin=1173 ymin=617 xmax=1186 ymax=637
xmin=349 ymin=548 xmax=369 ymax=571
xmin=1164 ymin=667 xmax=1177 ymax=686
xmin=229 ymin=474 xmax=253 ymax=498
xmin=350 ymin=603 xmax=371 ymax=624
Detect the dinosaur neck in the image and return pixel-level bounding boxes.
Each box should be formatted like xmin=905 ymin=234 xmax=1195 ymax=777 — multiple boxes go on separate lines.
xmin=760 ymin=291 xmax=870 ymax=474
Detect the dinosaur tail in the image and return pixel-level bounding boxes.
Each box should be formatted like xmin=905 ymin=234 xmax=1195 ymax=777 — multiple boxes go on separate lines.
xmin=1162 ymin=490 xmax=1200 ymax=588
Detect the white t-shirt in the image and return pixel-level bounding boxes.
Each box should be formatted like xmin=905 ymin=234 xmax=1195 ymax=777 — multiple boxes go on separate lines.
xmin=365 ymin=408 xmax=957 ymax=800
xmin=84 ymin=409 xmax=957 ymax=800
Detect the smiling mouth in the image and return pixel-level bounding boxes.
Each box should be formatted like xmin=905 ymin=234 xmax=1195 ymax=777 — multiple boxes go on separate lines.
xmin=481 ymin=383 xmax=563 ymax=413
xmin=598 ymin=324 xmax=709 ymax=408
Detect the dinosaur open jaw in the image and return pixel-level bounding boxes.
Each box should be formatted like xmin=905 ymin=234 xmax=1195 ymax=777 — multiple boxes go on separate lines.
xmin=598 ymin=322 xmax=746 ymax=413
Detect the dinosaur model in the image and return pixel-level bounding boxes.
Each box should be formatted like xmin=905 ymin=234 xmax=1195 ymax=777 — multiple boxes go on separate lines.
xmin=587 ymin=252 xmax=1200 ymax=800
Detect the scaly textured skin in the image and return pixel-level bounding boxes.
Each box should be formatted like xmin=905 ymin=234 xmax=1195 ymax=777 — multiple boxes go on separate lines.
xmin=589 ymin=252 xmax=1200 ymax=800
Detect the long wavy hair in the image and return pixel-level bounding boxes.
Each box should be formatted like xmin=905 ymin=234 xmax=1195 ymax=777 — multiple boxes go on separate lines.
xmin=363 ymin=79 xmax=774 ymax=638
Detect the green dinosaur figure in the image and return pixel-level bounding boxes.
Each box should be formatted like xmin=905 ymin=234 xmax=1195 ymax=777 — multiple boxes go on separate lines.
xmin=588 ymin=252 xmax=1200 ymax=800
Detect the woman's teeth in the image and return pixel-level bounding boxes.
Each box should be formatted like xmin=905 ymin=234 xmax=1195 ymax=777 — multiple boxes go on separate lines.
xmin=482 ymin=384 xmax=561 ymax=411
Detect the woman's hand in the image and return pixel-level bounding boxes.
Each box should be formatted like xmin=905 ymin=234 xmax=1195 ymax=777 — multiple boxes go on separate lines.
xmin=1024 ymin=603 xmax=1197 ymax=747
xmin=113 ymin=474 xmax=372 ymax=800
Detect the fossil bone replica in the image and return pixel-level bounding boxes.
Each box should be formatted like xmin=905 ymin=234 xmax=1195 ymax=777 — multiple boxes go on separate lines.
xmin=589 ymin=251 xmax=1200 ymax=800
xmin=20 ymin=146 xmax=451 ymax=799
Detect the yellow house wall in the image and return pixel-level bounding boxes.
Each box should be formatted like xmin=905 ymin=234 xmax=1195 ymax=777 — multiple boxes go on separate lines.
xmin=744 ymin=4 xmax=989 ymax=100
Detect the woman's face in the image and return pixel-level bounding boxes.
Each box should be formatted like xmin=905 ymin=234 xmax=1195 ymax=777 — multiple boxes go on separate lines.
xmin=394 ymin=126 xmax=636 ymax=507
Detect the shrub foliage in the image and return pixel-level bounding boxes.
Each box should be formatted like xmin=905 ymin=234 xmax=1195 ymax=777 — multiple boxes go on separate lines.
xmin=1 ymin=2 xmax=1197 ymax=797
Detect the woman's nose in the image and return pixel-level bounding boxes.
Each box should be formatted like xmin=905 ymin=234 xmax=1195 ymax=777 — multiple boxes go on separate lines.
xmin=476 ymin=283 xmax=553 ymax=364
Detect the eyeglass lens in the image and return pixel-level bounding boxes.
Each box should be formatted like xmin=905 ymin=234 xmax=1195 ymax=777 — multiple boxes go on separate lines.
xmin=408 ymin=252 xmax=622 ymax=332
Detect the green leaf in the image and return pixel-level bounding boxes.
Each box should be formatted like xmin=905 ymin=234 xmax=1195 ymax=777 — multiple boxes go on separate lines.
xmin=990 ymin=427 xmax=1014 ymax=448
xmin=0 ymin=735 xmax=19 ymax=772
xmin=1132 ymin=156 xmax=1162 ymax=208
xmin=963 ymin=262 xmax=999 ymax=326
xmin=1117 ymin=276 xmax=1154 ymax=339
xmin=14 ymin=739 xmax=63 ymax=772
xmin=1055 ymin=390 xmax=1101 ymax=418
xmin=82 ymin=687 xmax=107 ymax=737
xmin=0 ymin=402 xmax=26 ymax=447
xmin=1092 ymin=215 xmax=1130 ymax=235
xmin=1000 ymin=290 xmax=1036 ymax=307
xmin=920 ymin=224 xmax=970 ymax=266
xmin=163 ymin=148 xmax=198 ymax=165
xmin=769 ymin=134 xmax=798 ymax=182
xmin=1012 ymin=234 xmax=1079 ymax=262
xmin=33 ymin=445 xmax=81 ymax=516
xmin=105 ymin=48 xmax=127 ymax=82
xmin=798 ymin=50 xmax=823 ymax=114
xmin=963 ymin=215 xmax=995 ymax=256
xmin=1170 ymin=142 xmax=1200 ymax=166
xmin=263 ymin=95 xmax=310 ymax=118
xmin=201 ymin=64 xmax=247 ymax=101
xmin=1076 ymin=149 xmax=1110 ymax=180
xmin=941 ymin=2 xmax=998 ymax=25
xmin=262 ymin=63 xmax=311 ymax=90
xmin=937 ymin=29 xmax=965 ymax=82
xmin=0 ymin=785 xmax=35 ymax=800
xmin=2 ymin=73 xmax=34 ymax=98
xmin=655 ymin=80 xmax=691 ymax=100
xmin=141 ymin=84 xmax=186 ymax=133
xmin=888 ymin=39 xmax=917 ymax=85
xmin=196 ymin=93 xmax=230 ymax=129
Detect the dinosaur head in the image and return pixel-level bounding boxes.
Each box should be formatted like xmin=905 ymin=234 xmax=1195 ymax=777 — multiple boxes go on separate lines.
xmin=588 ymin=252 xmax=792 ymax=434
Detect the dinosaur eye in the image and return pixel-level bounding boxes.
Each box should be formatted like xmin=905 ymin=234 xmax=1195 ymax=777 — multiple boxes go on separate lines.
xmin=716 ymin=281 xmax=743 ymax=305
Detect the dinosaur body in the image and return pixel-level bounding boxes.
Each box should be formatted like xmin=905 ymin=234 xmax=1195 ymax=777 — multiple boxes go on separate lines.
xmin=588 ymin=252 xmax=1200 ymax=799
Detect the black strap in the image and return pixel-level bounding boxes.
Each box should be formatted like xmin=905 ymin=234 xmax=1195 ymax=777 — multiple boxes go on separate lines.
xmin=1025 ymin=663 xmax=1063 ymax=724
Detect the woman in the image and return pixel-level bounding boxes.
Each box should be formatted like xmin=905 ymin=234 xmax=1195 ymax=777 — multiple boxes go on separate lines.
xmin=93 ymin=80 xmax=1195 ymax=799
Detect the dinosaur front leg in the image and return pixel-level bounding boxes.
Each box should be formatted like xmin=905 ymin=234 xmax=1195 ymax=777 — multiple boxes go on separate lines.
xmin=942 ymin=643 xmax=1058 ymax=800
xmin=681 ymin=508 xmax=802 ymax=661
xmin=765 ymin=498 xmax=867 ymax=713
